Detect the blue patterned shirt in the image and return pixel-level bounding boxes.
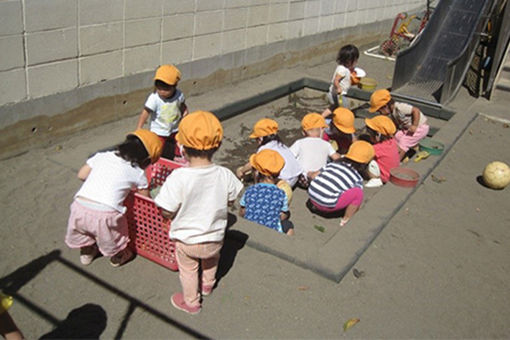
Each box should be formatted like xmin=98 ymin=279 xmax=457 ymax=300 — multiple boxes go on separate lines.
xmin=240 ymin=183 xmax=289 ymax=233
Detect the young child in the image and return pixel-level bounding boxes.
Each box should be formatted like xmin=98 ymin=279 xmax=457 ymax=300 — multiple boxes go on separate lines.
xmin=369 ymin=89 xmax=430 ymax=160
xmin=239 ymin=149 xmax=294 ymax=236
xmin=236 ymin=118 xmax=303 ymax=201
xmin=136 ymin=64 xmax=188 ymax=160
xmin=154 ymin=111 xmax=243 ymax=315
xmin=290 ymin=113 xmax=341 ymax=186
xmin=324 ymin=107 xmax=357 ymax=155
xmin=65 ymin=129 xmax=163 ymax=267
xmin=363 ymin=115 xmax=400 ymax=187
xmin=326 ymin=44 xmax=360 ymax=111
xmin=307 ymin=141 xmax=374 ymax=227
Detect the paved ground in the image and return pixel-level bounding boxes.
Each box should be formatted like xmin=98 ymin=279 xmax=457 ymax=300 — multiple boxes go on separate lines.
xmin=1 ymin=42 xmax=510 ymax=339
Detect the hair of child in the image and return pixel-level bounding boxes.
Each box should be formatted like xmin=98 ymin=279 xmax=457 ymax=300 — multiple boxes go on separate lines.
xmin=260 ymin=133 xmax=283 ymax=146
xmin=336 ymin=44 xmax=360 ymax=66
xmin=182 ymin=146 xmax=218 ymax=160
xmin=339 ymin=157 xmax=369 ymax=179
xmin=154 ymin=79 xmax=175 ymax=90
xmin=366 ymin=126 xmax=392 ymax=142
xmin=116 ymin=135 xmax=151 ymax=169
xmin=254 ymin=171 xmax=279 ymax=183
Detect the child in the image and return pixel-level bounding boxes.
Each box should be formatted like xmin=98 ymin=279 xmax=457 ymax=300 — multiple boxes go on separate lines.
xmin=236 ymin=118 xmax=303 ymax=201
xmin=326 ymin=44 xmax=360 ymax=111
xmin=369 ymin=89 xmax=430 ymax=160
xmin=154 ymin=111 xmax=243 ymax=315
xmin=136 ymin=64 xmax=188 ymax=160
xmin=363 ymin=115 xmax=400 ymax=187
xmin=324 ymin=107 xmax=357 ymax=155
xmin=239 ymin=149 xmax=294 ymax=236
xmin=65 ymin=129 xmax=163 ymax=267
xmin=290 ymin=113 xmax=341 ymax=185
xmin=307 ymin=141 xmax=374 ymax=227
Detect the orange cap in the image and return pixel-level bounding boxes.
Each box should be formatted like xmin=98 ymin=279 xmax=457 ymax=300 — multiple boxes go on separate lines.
xmin=369 ymin=89 xmax=391 ymax=113
xmin=176 ymin=111 xmax=223 ymax=150
xmin=249 ymin=149 xmax=285 ymax=176
xmin=154 ymin=64 xmax=181 ymax=85
xmin=365 ymin=115 xmax=396 ymax=136
xmin=129 ymin=129 xmax=163 ymax=163
xmin=345 ymin=140 xmax=374 ymax=164
xmin=332 ymin=108 xmax=355 ymax=134
xmin=249 ymin=118 xmax=279 ymax=138
xmin=301 ymin=113 xmax=328 ymax=130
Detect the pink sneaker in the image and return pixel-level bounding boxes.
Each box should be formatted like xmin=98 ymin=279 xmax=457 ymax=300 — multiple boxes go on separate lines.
xmin=171 ymin=293 xmax=201 ymax=315
xmin=201 ymin=285 xmax=213 ymax=296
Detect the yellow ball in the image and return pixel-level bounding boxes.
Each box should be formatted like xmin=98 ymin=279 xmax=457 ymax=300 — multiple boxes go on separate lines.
xmin=482 ymin=161 xmax=510 ymax=189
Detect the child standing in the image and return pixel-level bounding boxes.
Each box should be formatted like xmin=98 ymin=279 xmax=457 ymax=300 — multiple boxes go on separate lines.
xmin=239 ymin=149 xmax=294 ymax=236
xmin=369 ymin=89 xmax=430 ymax=160
xmin=154 ymin=111 xmax=243 ymax=315
xmin=65 ymin=129 xmax=163 ymax=267
xmin=326 ymin=44 xmax=360 ymax=110
xmin=307 ymin=141 xmax=374 ymax=227
xmin=363 ymin=115 xmax=400 ymax=187
xmin=136 ymin=64 xmax=188 ymax=160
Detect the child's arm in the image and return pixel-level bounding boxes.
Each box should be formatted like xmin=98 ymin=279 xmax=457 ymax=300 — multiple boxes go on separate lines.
xmin=280 ymin=211 xmax=289 ymax=221
xmin=236 ymin=162 xmax=251 ymax=179
xmin=137 ymin=188 xmax=150 ymax=197
xmin=180 ymin=102 xmax=189 ymax=117
xmin=408 ymin=106 xmax=421 ymax=134
xmin=330 ymin=152 xmax=341 ymax=161
xmin=136 ymin=108 xmax=151 ymax=130
xmin=77 ymin=164 xmax=92 ymax=181
xmin=160 ymin=208 xmax=178 ymax=220
xmin=333 ymin=74 xmax=344 ymax=94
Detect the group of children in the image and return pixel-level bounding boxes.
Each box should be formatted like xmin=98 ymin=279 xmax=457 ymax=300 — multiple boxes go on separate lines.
xmin=64 ymin=42 xmax=430 ymax=315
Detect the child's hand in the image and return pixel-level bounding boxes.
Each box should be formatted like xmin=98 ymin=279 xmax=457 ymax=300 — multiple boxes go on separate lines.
xmin=407 ymin=125 xmax=417 ymax=135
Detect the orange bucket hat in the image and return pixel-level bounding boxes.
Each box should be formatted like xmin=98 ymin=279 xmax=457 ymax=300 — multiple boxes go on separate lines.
xmin=129 ymin=129 xmax=163 ymax=163
xmin=301 ymin=113 xmax=328 ymax=130
xmin=369 ymin=89 xmax=391 ymax=113
xmin=332 ymin=108 xmax=355 ymax=134
xmin=249 ymin=118 xmax=279 ymax=138
xmin=176 ymin=111 xmax=223 ymax=150
xmin=345 ymin=140 xmax=375 ymax=164
xmin=365 ymin=115 xmax=396 ymax=136
xmin=249 ymin=149 xmax=285 ymax=176
xmin=154 ymin=64 xmax=181 ymax=85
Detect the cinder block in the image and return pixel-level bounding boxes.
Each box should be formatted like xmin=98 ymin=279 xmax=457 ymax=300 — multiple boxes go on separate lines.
xmin=248 ymin=5 xmax=269 ymax=27
xmin=288 ymin=20 xmax=303 ymax=40
xmin=332 ymin=13 xmax=345 ymax=30
xmin=289 ymin=2 xmax=305 ymax=21
xmin=79 ymin=0 xmax=123 ymax=25
xmin=163 ymin=0 xmax=195 ymax=14
xmin=335 ymin=0 xmax=346 ymax=13
xmin=320 ymin=0 xmax=335 ymax=15
xmin=193 ymin=33 xmax=221 ymax=60
xmin=25 ymin=0 xmax=77 ymax=32
xmin=345 ymin=10 xmax=358 ymax=27
xmin=0 ymin=69 xmax=26 ymax=104
xmin=267 ymin=22 xmax=288 ymax=43
xmin=162 ymin=38 xmax=193 ymax=64
xmin=0 ymin=35 xmax=24 ymax=71
xmin=28 ymin=60 xmax=78 ymax=99
xmin=0 ymin=0 xmax=23 ymax=36
xmin=225 ymin=0 xmax=250 ymax=9
xmin=269 ymin=3 xmax=289 ymax=23
xmin=225 ymin=8 xmax=248 ymax=30
xmin=196 ymin=0 xmax=223 ymax=12
xmin=250 ymin=0 xmax=269 ymax=5
xmin=125 ymin=0 xmax=162 ymax=19
xmin=319 ymin=15 xmax=333 ymax=32
xmin=346 ymin=0 xmax=357 ymax=12
xmin=304 ymin=1 xmax=320 ymax=18
xmin=26 ymin=28 xmax=77 ymax=66
xmin=222 ymin=29 xmax=245 ymax=53
xmin=195 ymin=11 xmax=223 ymax=36
xmin=162 ymin=14 xmax=194 ymax=41
xmin=125 ymin=18 xmax=161 ymax=48
xmin=124 ymin=44 xmax=160 ymax=75
xmin=80 ymin=23 xmax=123 ymax=56
xmin=80 ymin=51 xmax=122 ymax=85
xmin=303 ymin=17 xmax=319 ymax=35
xmin=246 ymin=26 xmax=267 ymax=48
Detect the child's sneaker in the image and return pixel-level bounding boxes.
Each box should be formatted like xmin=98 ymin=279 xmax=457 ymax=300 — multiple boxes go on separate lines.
xmin=110 ymin=248 xmax=134 ymax=267
xmin=365 ymin=178 xmax=383 ymax=188
xmin=80 ymin=245 xmax=99 ymax=265
xmin=171 ymin=293 xmax=201 ymax=315
xmin=201 ymin=285 xmax=214 ymax=297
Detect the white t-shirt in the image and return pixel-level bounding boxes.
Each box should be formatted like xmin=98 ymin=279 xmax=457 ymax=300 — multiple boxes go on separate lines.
xmin=154 ymin=164 xmax=243 ymax=244
xmin=392 ymin=102 xmax=428 ymax=130
xmin=290 ymin=137 xmax=337 ymax=173
xmin=329 ymin=64 xmax=352 ymax=96
xmin=144 ymin=90 xmax=186 ymax=136
xmin=75 ymin=151 xmax=148 ymax=214
xmin=258 ymin=140 xmax=304 ymax=187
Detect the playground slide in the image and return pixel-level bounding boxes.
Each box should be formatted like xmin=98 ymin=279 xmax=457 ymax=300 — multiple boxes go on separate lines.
xmin=391 ymin=0 xmax=497 ymax=106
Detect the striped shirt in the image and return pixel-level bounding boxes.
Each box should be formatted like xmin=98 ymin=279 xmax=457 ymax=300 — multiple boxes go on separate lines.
xmin=308 ymin=161 xmax=363 ymax=208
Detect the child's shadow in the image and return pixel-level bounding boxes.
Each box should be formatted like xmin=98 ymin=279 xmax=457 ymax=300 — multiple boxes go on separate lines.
xmin=215 ymin=213 xmax=248 ymax=284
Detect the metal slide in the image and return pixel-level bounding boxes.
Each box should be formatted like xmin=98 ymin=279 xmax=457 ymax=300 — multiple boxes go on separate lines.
xmin=391 ymin=0 xmax=498 ymax=107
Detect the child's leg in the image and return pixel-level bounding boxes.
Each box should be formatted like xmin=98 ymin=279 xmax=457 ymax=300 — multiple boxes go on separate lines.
xmin=175 ymin=242 xmax=202 ymax=307
xmin=65 ymin=201 xmax=98 ymax=250
xmin=200 ymin=242 xmax=223 ymax=292
xmin=394 ymin=125 xmax=430 ymax=159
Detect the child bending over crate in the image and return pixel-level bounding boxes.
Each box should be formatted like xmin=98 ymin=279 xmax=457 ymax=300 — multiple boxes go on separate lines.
xmin=154 ymin=111 xmax=243 ymax=315
xmin=65 ymin=130 xmax=163 ymax=267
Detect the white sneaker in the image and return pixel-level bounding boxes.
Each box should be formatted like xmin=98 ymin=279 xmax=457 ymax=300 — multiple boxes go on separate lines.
xmin=365 ymin=178 xmax=383 ymax=188
xmin=80 ymin=245 xmax=99 ymax=265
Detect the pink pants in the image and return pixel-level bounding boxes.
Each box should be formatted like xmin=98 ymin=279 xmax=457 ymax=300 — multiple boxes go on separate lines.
xmin=175 ymin=241 xmax=223 ymax=307
xmin=311 ymin=187 xmax=364 ymax=212
xmin=394 ymin=124 xmax=429 ymax=152
xmin=65 ymin=200 xmax=129 ymax=257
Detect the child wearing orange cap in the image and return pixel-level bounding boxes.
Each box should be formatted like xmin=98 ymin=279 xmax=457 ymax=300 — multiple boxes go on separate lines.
xmin=363 ymin=115 xmax=400 ymax=187
xmin=307 ymin=141 xmax=374 ymax=227
xmin=240 ymin=149 xmax=294 ymax=235
xmin=323 ymin=107 xmax=357 ymax=155
xmin=154 ymin=111 xmax=243 ymax=315
xmin=136 ymin=64 xmax=189 ymax=160
xmin=65 ymin=129 xmax=163 ymax=267
xmin=369 ymin=89 xmax=429 ymax=160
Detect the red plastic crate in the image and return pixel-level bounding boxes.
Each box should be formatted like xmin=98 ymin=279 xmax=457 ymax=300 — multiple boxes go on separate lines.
xmin=125 ymin=158 xmax=183 ymax=271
